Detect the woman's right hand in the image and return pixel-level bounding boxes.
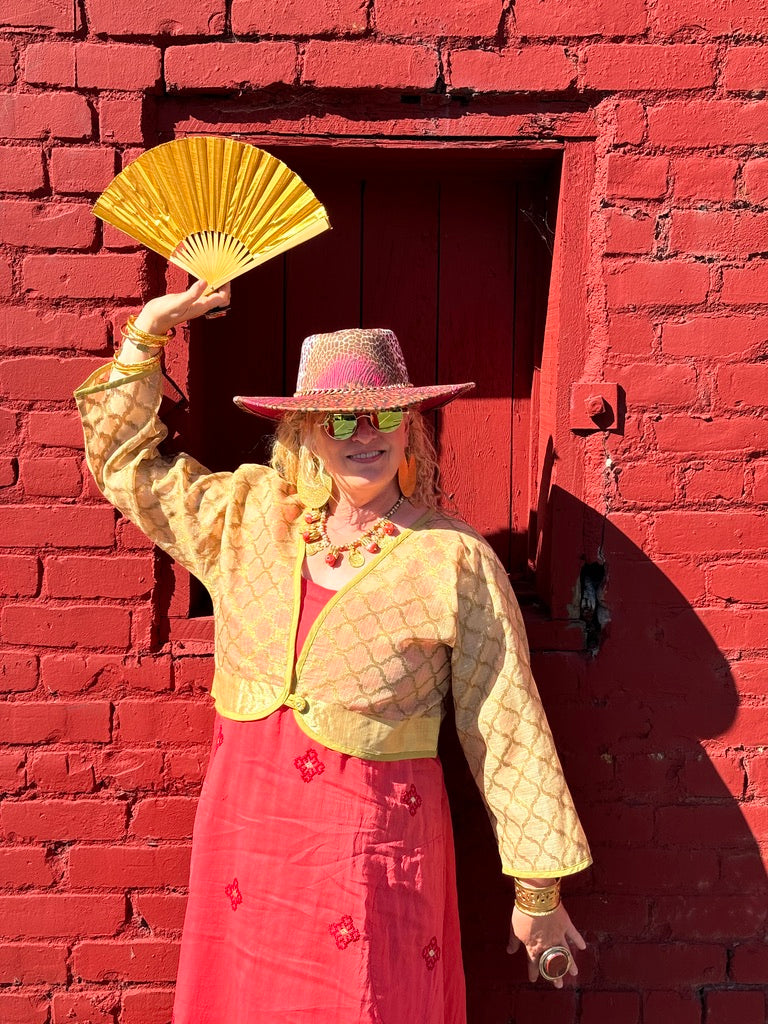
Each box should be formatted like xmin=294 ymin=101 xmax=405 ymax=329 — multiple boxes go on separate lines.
xmin=133 ymin=279 xmax=231 ymax=336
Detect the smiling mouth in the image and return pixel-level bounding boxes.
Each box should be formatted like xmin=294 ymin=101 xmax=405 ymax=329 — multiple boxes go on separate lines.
xmin=348 ymin=451 xmax=385 ymax=462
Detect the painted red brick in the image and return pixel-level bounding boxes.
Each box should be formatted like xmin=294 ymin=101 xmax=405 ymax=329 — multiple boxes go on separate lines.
xmin=1 ymin=355 xmax=103 ymax=400
xmin=121 ymin=986 xmax=175 ymax=1024
xmin=44 ymin=554 xmax=153 ymax=598
xmin=165 ymin=42 xmax=297 ymax=91
xmin=706 ymin=990 xmax=766 ymax=1024
xmin=76 ymin=43 xmax=161 ymax=91
xmin=164 ymin=749 xmax=206 ymax=785
xmin=654 ymin=0 xmax=768 ymax=34
xmin=69 ymin=845 xmax=191 ymax=888
xmin=232 ymin=0 xmax=364 ymax=34
xmin=654 ymin=896 xmax=766 ymax=940
xmin=74 ymin=939 xmax=180 ymax=982
xmin=0 ymin=146 xmax=45 ymax=193
xmin=655 ymin=511 xmax=768 ymax=553
xmin=604 ymin=209 xmax=656 ymax=255
xmin=1 ymin=798 xmax=126 ymax=841
xmin=609 ymin=360 xmax=697 ymax=407
xmin=0 ymin=753 xmax=24 ymax=791
xmin=684 ymin=464 xmax=744 ymax=502
xmin=117 ymin=699 xmax=213 ymax=743
xmin=96 ymin=747 xmax=164 ymax=790
xmin=51 ymin=992 xmax=117 ymax=1024
xmin=0 ymin=847 xmax=53 ymax=886
xmin=23 ymin=42 xmax=76 ymax=88
xmin=49 ymin=146 xmax=116 ymax=194
xmin=1 ymin=0 xmax=74 ymax=30
xmin=0 ymin=43 xmax=12 ymax=86
xmin=0 ymin=307 xmax=106 ymax=353
xmin=27 ymin=411 xmax=87 ymax=448
xmin=0 ymin=92 xmax=92 ymax=141
xmin=695 ymin=608 xmax=768 ymax=652
xmin=606 ymin=154 xmax=670 ymax=199
xmin=655 ymin=415 xmax=765 ymax=454
xmin=377 ymin=0 xmax=500 ymax=36
xmin=0 ymin=652 xmax=38 ymax=692
xmin=130 ymin=797 xmax=197 ymax=839
xmin=721 ymin=261 xmax=768 ymax=305
xmin=2 ymin=604 xmax=131 ymax=649
xmin=85 ymin=0 xmax=226 ymax=36
xmin=23 ymin=253 xmax=145 ymax=299
xmin=611 ymin=98 xmax=646 ymax=144
xmin=99 ymin=98 xmax=144 ymax=145
xmin=731 ymin=660 xmax=768 ymax=699
xmin=0 ymin=894 xmax=124 ymax=938
xmin=449 ymin=47 xmax=575 ymax=92
xmin=607 ymin=313 xmax=655 ymax=356
xmin=606 ymin=261 xmax=709 ymax=308
xmin=0 ymin=993 xmax=48 ymax=1024
xmin=41 ymin=652 xmax=171 ymax=694
xmin=583 ymin=44 xmax=716 ymax=91
xmin=648 ymin=100 xmax=768 ymax=147
xmin=643 ymin=991 xmax=702 ymax=1024
xmin=723 ymin=46 xmax=768 ymax=92
xmin=731 ymin=943 xmax=768 ymax=984
xmin=672 ymin=156 xmax=738 ymax=202
xmin=717 ymin=363 xmax=768 ymax=411
xmin=0 ymin=943 xmax=68 ymax=983
xmin=26 ymin=750 xmax=96 ymax=793
xmin=132 ymin=893 xmax=187 ymax=931
xmin=3 ymin=701 xmax=111 ymax=744
xmin=617 ymin=462 xmax=676 ymax=503
xmin=661 ymin=315 xmax=768 ymax=359
xmin=0 ymin=556 xmax=39 ymax=597
xmin=604 ymin=942 xmax=725 ymax=987
xmin=0 ymin=199 xmax=95 ymax=249
xmin=515 ymin=0 xmax=646 ymax=36
xmin=0 ymin=506 xmax=113 ymax=549
xmin=19 ymin=458 xmax=81 ymax=497
xmin=581 ymin=992 xmax=640 ymax=1024
xmin=303 ymin=41 xmax=437 ymax=90
xmin=743 ymin=158 xmax=768 ymax=203
xmin=670 ymin=210 xmax=768 ymax=258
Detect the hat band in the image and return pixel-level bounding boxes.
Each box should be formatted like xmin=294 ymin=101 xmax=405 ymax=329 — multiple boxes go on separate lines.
xmin=295 ymin=382 xmax=412 ymax=396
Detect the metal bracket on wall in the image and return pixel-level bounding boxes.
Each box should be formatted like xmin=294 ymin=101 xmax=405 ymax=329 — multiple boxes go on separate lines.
xmin=569 ymin=382 xmax=623 ymax=433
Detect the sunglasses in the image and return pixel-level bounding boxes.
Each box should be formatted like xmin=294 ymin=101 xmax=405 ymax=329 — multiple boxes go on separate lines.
xmin=322 ymin=410 xmax=405 ymax=441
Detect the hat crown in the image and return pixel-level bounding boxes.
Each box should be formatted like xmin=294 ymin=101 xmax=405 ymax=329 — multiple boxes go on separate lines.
xmin=295 ymin=328 xmax=411 ymax=395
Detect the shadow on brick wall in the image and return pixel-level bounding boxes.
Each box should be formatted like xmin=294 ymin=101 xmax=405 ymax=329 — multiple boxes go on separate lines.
xmin=441 ymin=486 xmax=766 ymax=1024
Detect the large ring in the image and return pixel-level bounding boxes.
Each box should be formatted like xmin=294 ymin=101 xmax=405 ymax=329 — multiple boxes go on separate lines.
xmin=204 ymin=305 xmax=230 ymax=320
xmin=538 ymin=945 xmax=572 ymax=982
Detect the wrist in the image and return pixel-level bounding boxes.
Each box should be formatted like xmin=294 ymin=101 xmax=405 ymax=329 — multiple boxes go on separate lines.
xmin=134 ymin=309 xmax=173 ymax=336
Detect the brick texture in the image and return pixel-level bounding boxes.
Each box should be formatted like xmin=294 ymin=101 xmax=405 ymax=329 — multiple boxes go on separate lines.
xmin=0 ymin=5 xmax=766 ymax=1022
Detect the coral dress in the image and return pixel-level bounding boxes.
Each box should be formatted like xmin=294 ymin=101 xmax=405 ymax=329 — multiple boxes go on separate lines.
xmin=172 ymin=577 xmax=467 ymax=1024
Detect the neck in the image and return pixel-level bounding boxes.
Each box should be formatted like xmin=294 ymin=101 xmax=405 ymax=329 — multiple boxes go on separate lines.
xmin=329 ymin=480 xmax=401 ymax=530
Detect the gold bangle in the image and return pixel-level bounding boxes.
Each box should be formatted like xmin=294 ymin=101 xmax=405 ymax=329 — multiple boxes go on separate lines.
xmin=122 ymin=314 xmax=176 ymax=347
xmin=112 ymin=351 xmax=163 ymax=374
xmin=514 ymin=878 xmax=561 ymax=917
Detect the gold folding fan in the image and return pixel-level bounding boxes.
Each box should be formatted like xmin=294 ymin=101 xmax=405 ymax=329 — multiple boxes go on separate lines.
xmin=93 ymin=137 xmax=330 ymax=290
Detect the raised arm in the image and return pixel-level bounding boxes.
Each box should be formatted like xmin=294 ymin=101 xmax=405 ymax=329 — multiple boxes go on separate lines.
xmin=74 ymin=281 xmax=235 ymax=589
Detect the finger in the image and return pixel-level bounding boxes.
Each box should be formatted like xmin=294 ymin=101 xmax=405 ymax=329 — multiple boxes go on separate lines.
xmin=185 ymin=279 xmax=209 ymax=302
xmin=527 ymin=957 xmax=539 ymax=983
xmin=566 ymin=926 xmax=587 ymax=951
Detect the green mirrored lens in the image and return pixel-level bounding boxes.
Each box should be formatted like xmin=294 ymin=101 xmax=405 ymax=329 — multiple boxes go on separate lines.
xmin=327 ymin=414 xmax=357 ymax=440
xmin=374 ymin=410 xmax=404 ymax=433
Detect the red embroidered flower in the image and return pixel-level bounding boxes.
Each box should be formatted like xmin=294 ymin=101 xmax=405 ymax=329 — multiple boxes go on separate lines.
xmin=294 ymin=749 xmax=326 ymax=782
xmin=329 ymin=915 xmax=360 ymax=950
xmin=401 ymin=784 xmax=422 ymax=816
xmin=422 ymin=936 xmax=441 ymax=970
xmin=225 ymin=877 xmax=243 ymax=910
xmin=215 ymin=724 xmax=224 ymax=753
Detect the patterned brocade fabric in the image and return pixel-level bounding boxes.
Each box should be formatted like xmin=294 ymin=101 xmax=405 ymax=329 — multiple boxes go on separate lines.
xmin=74 ymin=363 xmax=591 ymax=878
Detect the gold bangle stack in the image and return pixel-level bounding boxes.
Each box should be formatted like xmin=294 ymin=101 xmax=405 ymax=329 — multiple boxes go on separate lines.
xmin=113 ymin=351 xmax=163 ymax=374
xmin=112 ymin=315 xmax=176 ymax=374
xmin=514 ymin=878 xmax=562 ymax=917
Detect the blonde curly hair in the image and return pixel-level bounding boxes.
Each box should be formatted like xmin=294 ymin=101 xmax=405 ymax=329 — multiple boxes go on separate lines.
xmin=270 ymin=410 xmax=447 ymax=511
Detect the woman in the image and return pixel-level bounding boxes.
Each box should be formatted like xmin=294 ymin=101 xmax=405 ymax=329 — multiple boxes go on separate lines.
xmin=75 ymin=279 xmax=591 ymax=1024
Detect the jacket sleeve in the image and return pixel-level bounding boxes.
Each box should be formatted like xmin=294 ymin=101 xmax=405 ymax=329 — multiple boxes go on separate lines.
xmin=451 ymin=537 xmax=592 ymax=878
xmin=74 ymin=362 xmax=234 ymax=590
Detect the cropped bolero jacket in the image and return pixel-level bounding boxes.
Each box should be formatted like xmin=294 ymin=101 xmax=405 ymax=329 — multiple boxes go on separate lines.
xmin=74 ymin=360 xmax=591 ymax=880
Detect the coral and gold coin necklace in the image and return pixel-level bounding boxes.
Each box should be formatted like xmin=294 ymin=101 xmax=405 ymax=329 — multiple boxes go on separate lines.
xmin=301 ymin=496 xmax=404 ymax=567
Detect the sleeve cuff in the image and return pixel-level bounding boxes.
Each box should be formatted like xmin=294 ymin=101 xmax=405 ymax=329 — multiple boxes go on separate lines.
xmin=73 ymin=361 xmax=161 ymax=399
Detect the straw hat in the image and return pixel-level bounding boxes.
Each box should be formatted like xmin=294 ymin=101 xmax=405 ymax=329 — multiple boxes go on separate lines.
xmin=234 ymin=327 xmax=474 ymax=419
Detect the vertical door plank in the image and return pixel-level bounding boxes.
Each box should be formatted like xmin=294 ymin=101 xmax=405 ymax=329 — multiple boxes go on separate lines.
xmin=284 ymin=174 xmax=362 ymax=390
xmin=437 ymin=177 xmax=517 ymax=569
xmin=361 ymin=173 xmax=440 ymax=389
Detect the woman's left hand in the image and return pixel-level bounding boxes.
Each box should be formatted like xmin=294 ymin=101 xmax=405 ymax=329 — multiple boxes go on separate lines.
xmin=507 ymin=903 xmax=586 ymax=988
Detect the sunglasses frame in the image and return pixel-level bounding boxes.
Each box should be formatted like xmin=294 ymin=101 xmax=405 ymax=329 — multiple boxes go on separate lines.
xmin=322 ymin=409 xmax=405 ymax=441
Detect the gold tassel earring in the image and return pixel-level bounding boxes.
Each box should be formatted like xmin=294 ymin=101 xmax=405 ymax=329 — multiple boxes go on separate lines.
xmin=297 ymin=447 xmax=333 ymax=509
xmin=398 ymin=452 xmax=417 ymax=499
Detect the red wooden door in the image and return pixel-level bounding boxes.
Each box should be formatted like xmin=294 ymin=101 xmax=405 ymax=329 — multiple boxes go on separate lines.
xmin=190 ymin=146 xmax=555 ymax=589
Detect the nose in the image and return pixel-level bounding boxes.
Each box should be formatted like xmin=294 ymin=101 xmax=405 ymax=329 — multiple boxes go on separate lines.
xmin=355 ymin=414 xmax=379 ymax=442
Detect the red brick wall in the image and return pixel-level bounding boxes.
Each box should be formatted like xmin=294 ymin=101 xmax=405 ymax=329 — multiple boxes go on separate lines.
xmin=1 ymin=2 xmax=767 ymax=1022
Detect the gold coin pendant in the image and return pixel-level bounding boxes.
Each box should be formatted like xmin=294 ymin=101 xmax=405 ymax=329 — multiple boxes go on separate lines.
xmin=348 ymin=549 xmax=365 ymax=568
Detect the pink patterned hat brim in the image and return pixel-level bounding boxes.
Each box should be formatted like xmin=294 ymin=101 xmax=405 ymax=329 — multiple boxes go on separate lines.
xmin=233 ymin=381 xmax=474 ymax=419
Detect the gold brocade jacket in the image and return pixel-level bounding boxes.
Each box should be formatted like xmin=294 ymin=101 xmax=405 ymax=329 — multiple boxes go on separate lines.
xmin=74 ymin=361 xmax=591 ymax=879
